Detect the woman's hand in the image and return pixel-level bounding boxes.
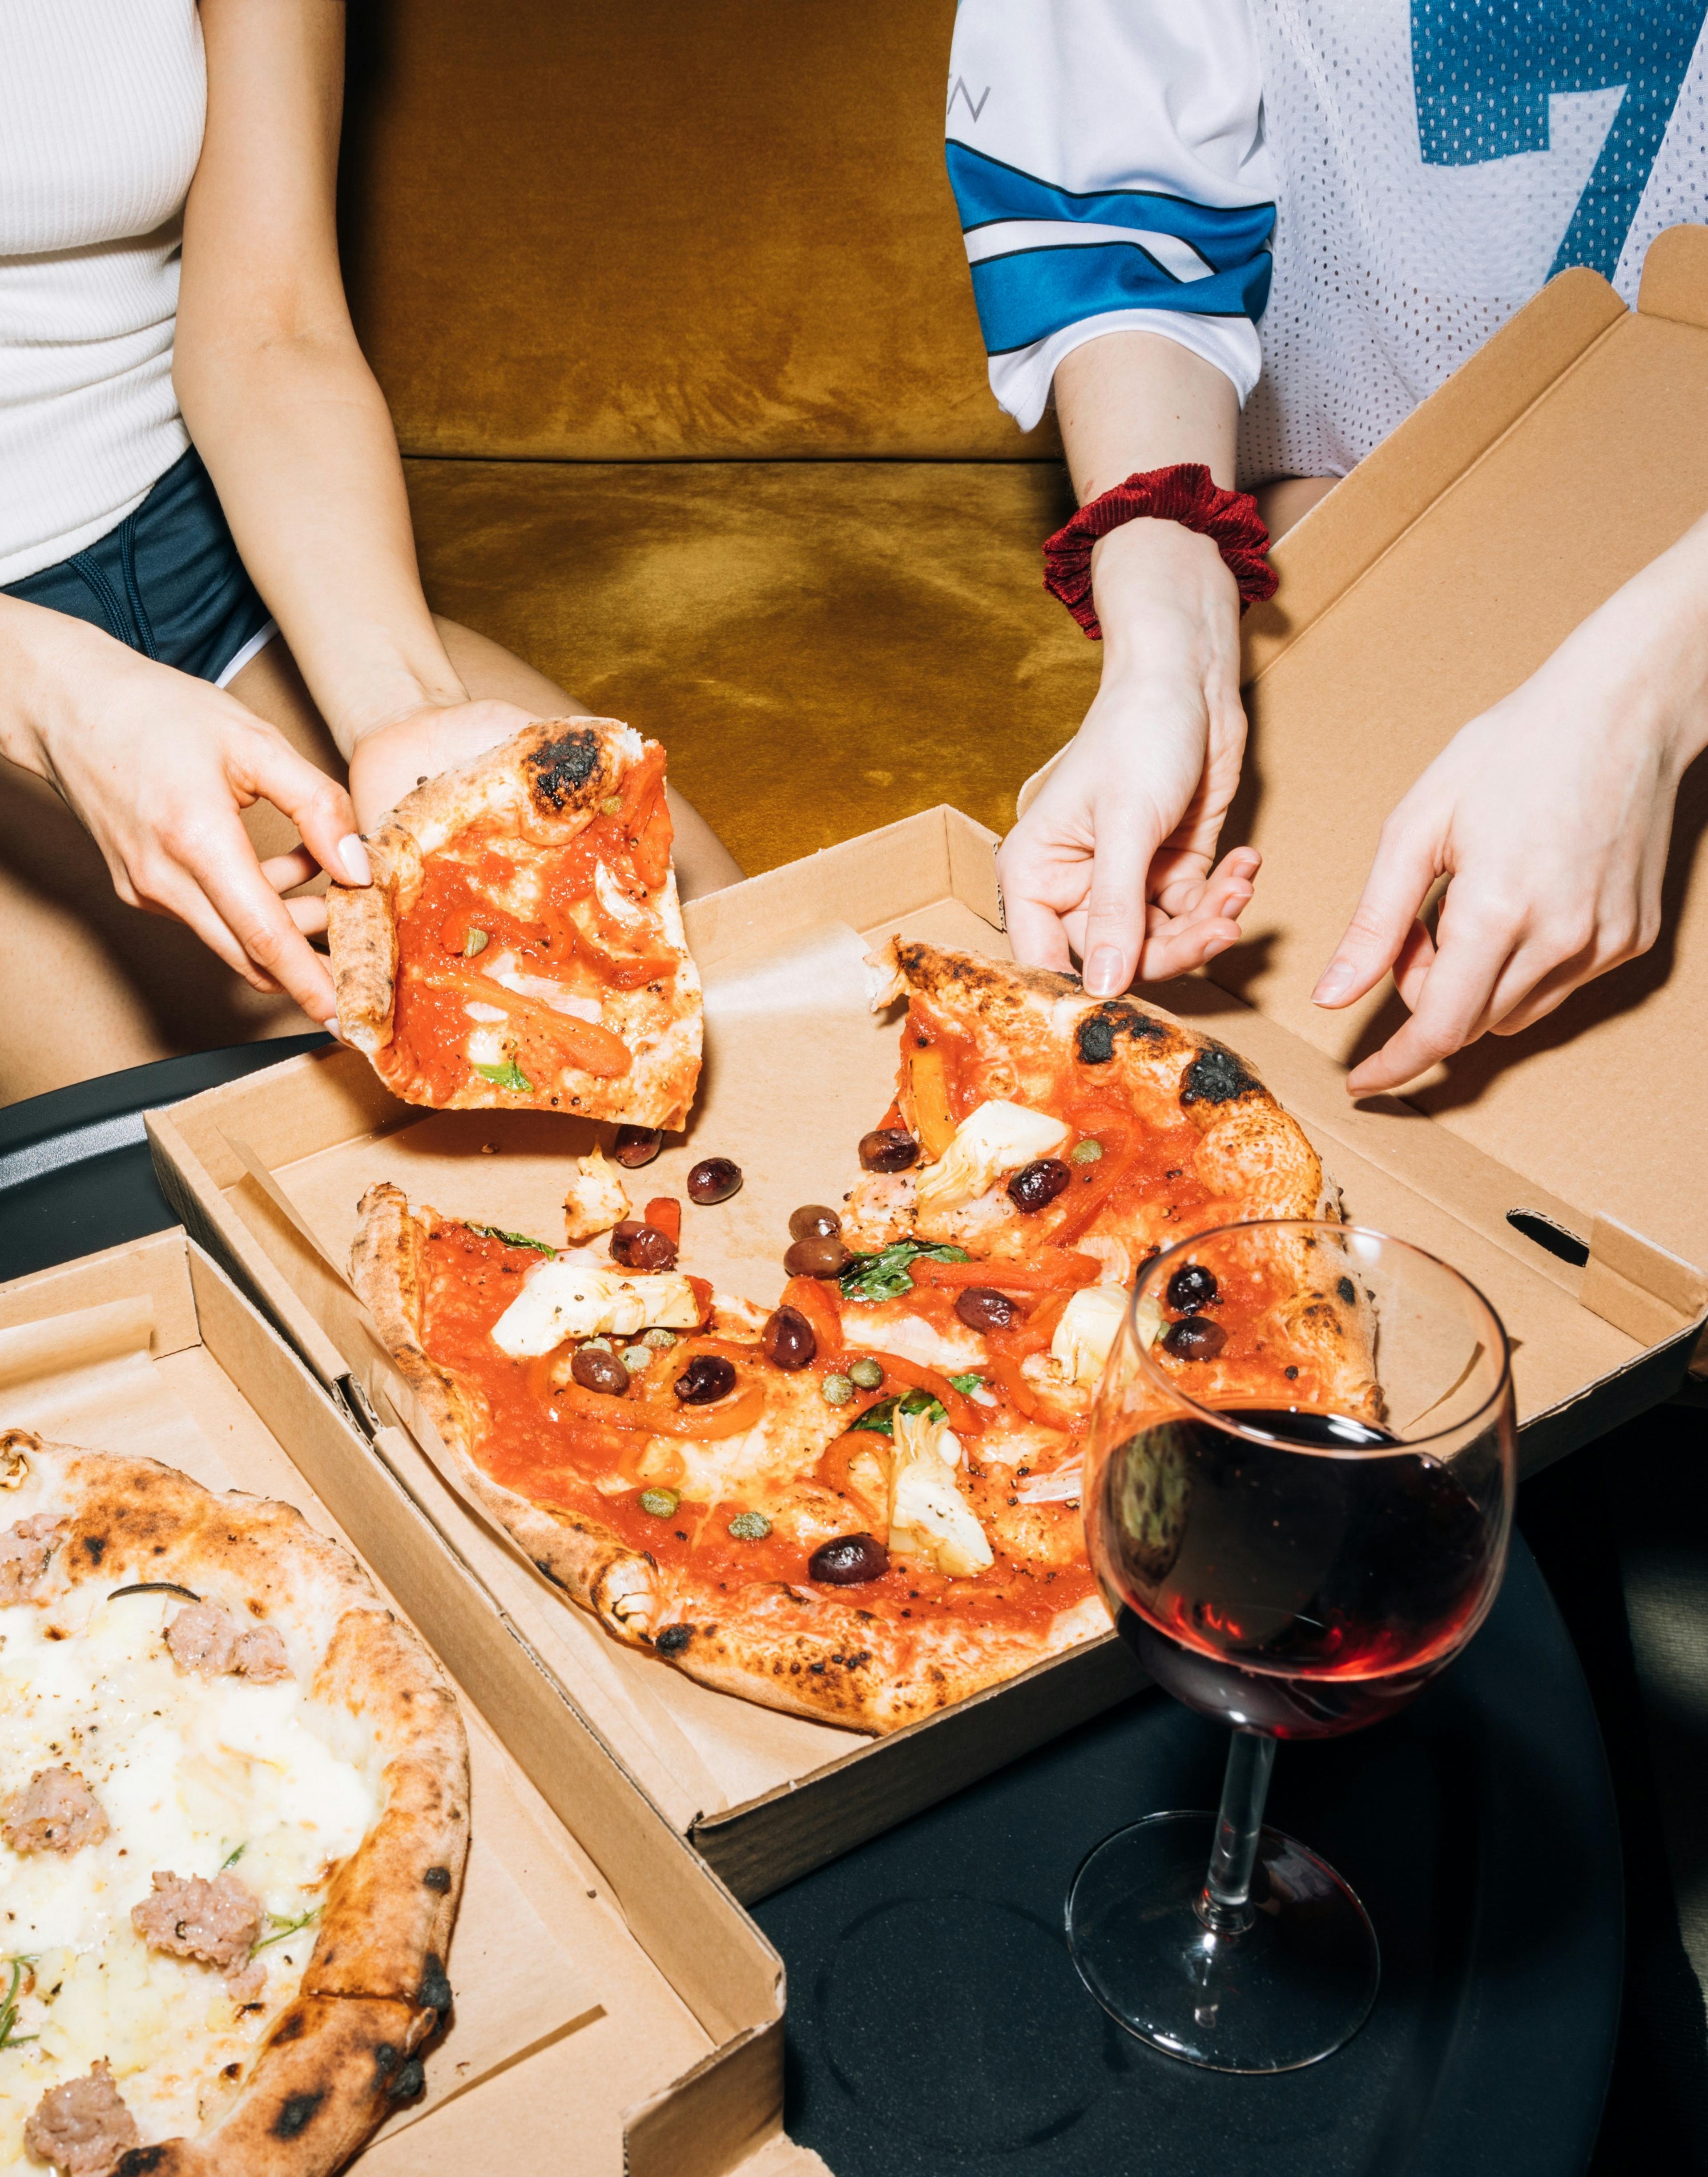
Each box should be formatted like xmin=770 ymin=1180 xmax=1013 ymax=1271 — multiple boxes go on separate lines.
xmin=346 ymin=698 xmax=540 ymax=832
xmin=1315 ymin=523 xmax=1708 ymax=1093
xmin=6 ymin=605 xmax=367 ymax=1026
xmin=999 ymin=515 xmax=1260 ymax=994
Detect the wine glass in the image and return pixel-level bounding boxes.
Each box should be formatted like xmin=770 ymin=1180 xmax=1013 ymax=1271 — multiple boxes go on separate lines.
xmin=1067 ymin=1220 xmax=1516 ymax=2073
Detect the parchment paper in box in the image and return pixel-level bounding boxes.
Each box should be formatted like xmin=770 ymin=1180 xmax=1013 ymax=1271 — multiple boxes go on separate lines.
xmin=0 ymin=1235 xmax=821 ymax=2177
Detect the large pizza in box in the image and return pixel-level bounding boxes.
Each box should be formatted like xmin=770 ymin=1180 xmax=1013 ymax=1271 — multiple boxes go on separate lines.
xmin=351 ymin=942 xmax=1369 ymax=1733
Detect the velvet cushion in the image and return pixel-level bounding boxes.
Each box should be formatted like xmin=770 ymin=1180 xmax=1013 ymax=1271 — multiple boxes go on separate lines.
xmin=403 ymin=457 xmax=1094 ymax=873
xmin=341 ymin=0 xmax=1059 ymax=463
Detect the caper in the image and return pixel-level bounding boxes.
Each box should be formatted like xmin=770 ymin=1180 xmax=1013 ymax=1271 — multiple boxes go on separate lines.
xmin=611 ymin=1220 xmax=677 ymax=1271
xmin=463 ymin=927 xmax=489 ymax=958
xmin=1166 ymin=1263 xmax=1220 ymax=1315
xmin=643 ymin=1327 xmax=678 ymax=1349
xmin=581 ymin=1336 xmax=613 ymax=1352
xmin=821 ymin=1373 xmax=855 ymax=1408
xmin=675 ymin=1353 xmax=737 ymax=1404
xmin=728 ymin=1511 xmax=771 ymax=1542
xmin=847 ymin=1357 xmax=884 ymax=1390
xmin=761 ymin=1305 xmax=817 ymax=1371
xmin=1162 ymin=1316 xmax=1226 ymax=1362
xmin=858 ymin=1127 xmax=919 ymax=1173
xmin=809 ymin=1533 xmax=889 ymax=1585
xmin=783 ymin=1233 xmax=850 ymax=1279
xmin=620 ymin=1345 xmax=653 ymax=1371
xmin=639 ymin=1487 xmax=680 ymax=1518
xmin=600 ymin=795 xmax=624 ymax=815
xmin=1007 ymin=1158 xmax=1072 ymax=1213
xmin=955 ymin=1287 xmax=1018 ymax=1333
xmin=788 ymin=1204 xmax=842 ymax=1242
xmin=572 ymin=1347 xmax=630 ymax=1396
xmin=612 ymin=1126 xmax=662 ymax=1169
xmin=1070 ymin=1138 xmax=1104 ymax=1165
xmin=687 ymin=1156 xmax=743 ymax=1205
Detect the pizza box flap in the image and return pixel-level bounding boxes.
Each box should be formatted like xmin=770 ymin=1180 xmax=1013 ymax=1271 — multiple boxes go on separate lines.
xmin=1217 ymin=224 xmax=1708 ymax=1294
xmin=0 ymin=1231 xmax=811 ymax=2177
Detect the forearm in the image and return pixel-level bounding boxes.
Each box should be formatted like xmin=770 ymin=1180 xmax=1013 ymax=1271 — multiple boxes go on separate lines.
xmin=0 ymin=593 xmax=116 ymax=780
xmin=175 ymin=331 xmax=465 ymax=755
xmin=1602 ymin=510 xmax=1708 ymax=776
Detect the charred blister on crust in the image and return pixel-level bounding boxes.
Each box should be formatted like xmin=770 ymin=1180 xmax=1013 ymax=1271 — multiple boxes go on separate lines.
xmin=416 ymin=1955 xmax=452 ymax=2018
xmin=270 ymin=2089 xmax=325 ymax=2141
xmin=1074 ymin=1002 xmax=1168 ymax=1066
xmin=524 ymin=727 xmax=604 ymax=812
xmin=655 ymin=1623 xmax=693 ymax=1655
xmin=1179 ymin=1046 xmax=1262 ymax=1107
xmin=422 ymin=1866 xmax=452 ymax=1893
xmin=385 ymin=2057 xmax=426 ymax=2104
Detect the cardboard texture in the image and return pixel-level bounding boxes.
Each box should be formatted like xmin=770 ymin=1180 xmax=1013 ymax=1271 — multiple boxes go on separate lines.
xmin=0 ymin=1234 xmax=818 ymax=2177
xmin=148 ymin=235 xmax=1708 ymax=1897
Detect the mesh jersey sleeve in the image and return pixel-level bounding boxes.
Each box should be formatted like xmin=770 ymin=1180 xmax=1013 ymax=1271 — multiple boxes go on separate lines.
xmin=946 ymin=0 xmax=1275 ymax=431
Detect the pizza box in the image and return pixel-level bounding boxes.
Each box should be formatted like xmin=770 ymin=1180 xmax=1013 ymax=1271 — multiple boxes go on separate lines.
xmin=0 ymin=1230 xmax=822 ymax=2177
xmin=144 ymin=228 xmax=1708 ymax=1899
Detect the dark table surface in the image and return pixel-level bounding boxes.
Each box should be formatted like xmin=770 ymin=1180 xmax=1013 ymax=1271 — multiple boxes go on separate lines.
xmin=3 ymin=1044 xmax=1699 ymax=2175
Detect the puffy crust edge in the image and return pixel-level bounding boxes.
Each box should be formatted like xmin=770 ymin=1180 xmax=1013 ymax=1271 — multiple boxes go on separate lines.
xmin=3 ymin=1438 xmax=470 ymax=2177
xmin=348 ymin=1183 xmax=661 ymax=1641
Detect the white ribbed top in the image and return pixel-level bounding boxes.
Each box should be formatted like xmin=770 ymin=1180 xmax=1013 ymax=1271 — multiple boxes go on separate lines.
xmin=0 ymin=0 xmax=205 ymax=584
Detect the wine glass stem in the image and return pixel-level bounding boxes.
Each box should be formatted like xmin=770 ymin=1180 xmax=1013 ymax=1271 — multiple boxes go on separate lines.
xmin=1197 ymin=1729 xmax=1276 ymax=1936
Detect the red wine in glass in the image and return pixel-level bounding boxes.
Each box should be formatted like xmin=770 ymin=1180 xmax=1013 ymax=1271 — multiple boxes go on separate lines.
xmin=1067 ymin=1221 xmax=1516 ymax=2075
xmin=1100 ymin=1407 xmax=1506 ymax=1740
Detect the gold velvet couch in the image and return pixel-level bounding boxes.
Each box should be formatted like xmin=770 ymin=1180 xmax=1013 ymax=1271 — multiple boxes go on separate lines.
xmin=340 ymin=0 xmax=1094 ymax=876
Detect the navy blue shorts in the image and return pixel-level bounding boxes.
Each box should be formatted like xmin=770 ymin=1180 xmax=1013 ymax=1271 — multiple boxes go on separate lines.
xmin=2 ymin=447 xmax=276 ymax=686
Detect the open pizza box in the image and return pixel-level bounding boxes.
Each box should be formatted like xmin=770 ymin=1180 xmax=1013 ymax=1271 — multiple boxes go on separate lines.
xmin=0 ymin=1230 xmax=823 ymax=2177
xmin=146 ymin=226 xmax=1708 ymax=1902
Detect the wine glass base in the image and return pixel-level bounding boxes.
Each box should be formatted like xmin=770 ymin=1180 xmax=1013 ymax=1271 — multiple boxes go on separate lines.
xmin=1066 ymin=1811 xmax=1379 ymax=2073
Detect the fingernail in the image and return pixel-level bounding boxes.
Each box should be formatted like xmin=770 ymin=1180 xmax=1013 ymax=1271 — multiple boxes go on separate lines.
xmin=1202 ymin=936 xmax=1232 ymax=961
xmin=1083 ymin=946 xmax=1125 ymax=997
xmin=338 ymin=834 xmax=371 ymax=885
xmin=321 ymin=1014 xmax=343 ymax=1043
xmin=1313 ymin=961 xmax=1353 ymax=1005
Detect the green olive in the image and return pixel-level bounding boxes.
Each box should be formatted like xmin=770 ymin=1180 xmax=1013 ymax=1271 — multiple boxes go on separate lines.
xmin=639 ymin=1488 xmax=680 ymax=1518
xmin=848 ymin=1357 xmax=884 ymax=1391
xmin=1071 ymin=1139 xmax=1104 ymax=1164
xmin=821 ymin=1373 xmax=854 ymax=1408
xmin=644 ymin=1328 xmax=678 ymax=1349
xmin=728 ymin=1511 xmax=771 ymax=1541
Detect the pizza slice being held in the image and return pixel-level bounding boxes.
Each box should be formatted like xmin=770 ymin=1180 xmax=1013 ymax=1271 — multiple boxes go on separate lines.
xmin=328 ymin=719 xmax=701 ymax=1126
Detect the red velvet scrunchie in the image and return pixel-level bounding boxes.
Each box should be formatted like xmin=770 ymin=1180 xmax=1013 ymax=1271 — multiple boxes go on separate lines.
xmin=1043 ymin=463 xmax=1277 ymax=637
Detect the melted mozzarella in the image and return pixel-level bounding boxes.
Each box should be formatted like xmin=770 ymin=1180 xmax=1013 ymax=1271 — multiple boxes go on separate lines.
xmin=1050 ymin=1285 xmax=1129 ymax=1386
xmin=593 ymin=862 xmax=642 ymax=927
xmin=0 ymin=1589 xmax=375 ymax=2162
xmin=914 ymin=1102 xmax=1068 ymax=1217
xmin=488 ymin=968 xmax=603 ymax=1022
xmin=490 ymin=1261 xmax=701 ymax=1355
xmin=466 ymin=1023 xmax=509 ymax=1069
xmin=886 ymin=1408 xmax=993 ymax=1579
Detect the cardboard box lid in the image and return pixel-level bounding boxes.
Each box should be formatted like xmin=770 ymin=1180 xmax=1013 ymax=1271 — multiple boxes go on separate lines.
xmin=1233 ymin=226 xmax=1708 ymax=1292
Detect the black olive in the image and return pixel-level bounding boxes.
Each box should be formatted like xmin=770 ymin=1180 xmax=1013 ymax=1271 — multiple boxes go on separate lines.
xmin=1166 ymin=1263 xmax=1220 ymax=1315
xmin=762 ymin=1305 xmax=817 ymax=1370
xmin=858 ymin=1127 xmax=919 ymax=1173
xmin=674 ymin=1354 xmax=737 ymax=1404
xmin=788 ymin=1203 xmax=842 ymax=1241
xmin=1007 ymin=1158 xmax=1071 ymax=1213
xmin=809 ymin=1533 xmax=890 ymax=1585
xmin=783 ymin=1233 xmax=851 ymax=1278
xmin=610 ymin=1220 xmax=677 ymax=1271
xmin=955 ymin=1286 xmax=1018 ymax=1333
xmin=571 ymin=1347 xmax=630 ymax=1396
xmin=687 ymin=1156 xmax=743 ymax=1205
xmin=612 ymin=1126 xmax=662 ymax=1169
xmin=1162 ymin=1317 xmax=1226 ymax=1362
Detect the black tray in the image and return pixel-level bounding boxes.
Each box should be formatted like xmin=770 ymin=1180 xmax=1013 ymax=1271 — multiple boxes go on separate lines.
xmin=755 ymin=1534 xmax=1620 ymax=2177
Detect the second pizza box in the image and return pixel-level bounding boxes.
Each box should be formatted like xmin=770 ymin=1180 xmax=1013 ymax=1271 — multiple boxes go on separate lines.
xmin=0 ymin=1230 xmax=822 ymax=2177
xmin=147 ymin=230 xmax=1708 ymax=1899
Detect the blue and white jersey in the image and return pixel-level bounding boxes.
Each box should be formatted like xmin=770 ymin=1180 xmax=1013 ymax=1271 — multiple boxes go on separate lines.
xmin=947 ymin=0 xmax=1708 ymax=483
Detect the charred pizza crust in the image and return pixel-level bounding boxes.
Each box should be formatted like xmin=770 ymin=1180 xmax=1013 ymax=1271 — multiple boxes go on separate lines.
xmin=0 ymin=1433 xmax=469 ymax=2177
xmin=326 ymin=718 xmax=702 ymax=1127
xmin=349 ymin=1185 xmax=1104 ymax=1733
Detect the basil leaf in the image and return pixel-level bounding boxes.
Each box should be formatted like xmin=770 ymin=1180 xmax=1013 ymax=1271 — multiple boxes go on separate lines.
xmin=846 ymin=1389 xmax=946 ymax=1436
xmin=948 ymin=1373 xmax=983 ymax=1395
xmin=472 ymin=1058 xmax=534 ymax=1094
xmin=838 ymin=1237 xmax=971 ymax=1303
xmin=466 ymin=1223 xmax=557 ymax=1258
